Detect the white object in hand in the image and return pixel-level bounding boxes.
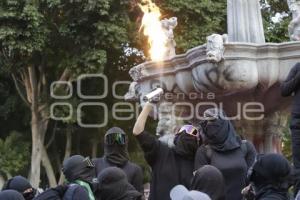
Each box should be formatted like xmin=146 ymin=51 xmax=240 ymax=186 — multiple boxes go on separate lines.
xmin=143 ymin=88 xmax=164 ymax=102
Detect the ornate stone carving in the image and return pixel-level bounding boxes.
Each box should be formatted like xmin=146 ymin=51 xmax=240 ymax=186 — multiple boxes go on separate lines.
xmin=129 ymin=66 xmax=144 ymax=81
xmin=288 ymin=0 xmax=300 ymax=41
xmin=156 ymin=102 xmax=178 ymax=136
xmin=161 ymin=17 xmax=178 ymax=59
xmin=206 ymin=34 xmax=228 ymax=63
xmin=124 ymin=81 xmax=140 ymax=101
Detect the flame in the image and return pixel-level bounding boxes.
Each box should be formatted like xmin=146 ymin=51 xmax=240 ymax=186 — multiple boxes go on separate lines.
xmin=139 ymin=0 xmax=168 ymax=61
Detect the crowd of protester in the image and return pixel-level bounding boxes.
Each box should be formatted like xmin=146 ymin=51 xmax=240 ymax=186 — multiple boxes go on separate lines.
xmin=0 ymin=63 xmax=300 ymax=200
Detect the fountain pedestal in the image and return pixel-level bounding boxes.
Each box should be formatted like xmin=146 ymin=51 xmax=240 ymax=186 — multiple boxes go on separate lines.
xmin=126 ymin=1 xmax=300 ymax=153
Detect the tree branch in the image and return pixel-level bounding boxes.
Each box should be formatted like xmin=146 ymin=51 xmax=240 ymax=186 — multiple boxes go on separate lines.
xmin=11 ymin=73 xmax=31 ymax=108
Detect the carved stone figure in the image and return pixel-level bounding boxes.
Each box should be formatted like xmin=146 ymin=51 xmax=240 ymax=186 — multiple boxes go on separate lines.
xmin=288 ymin=0 xmax=300 ymax=41
xmin=124 ymin=82 xmax=140 ymax=101
xmin=206 ymin=34 xmax=228 ymax=63
xmin=227 ymin=0 xmax=265 ymax=43
xmin=161 ymin=17 xmax=178 ymax=59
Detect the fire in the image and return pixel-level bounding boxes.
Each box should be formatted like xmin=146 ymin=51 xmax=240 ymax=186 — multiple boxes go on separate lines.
xmin=139 ymin=0 xmax=168 ymax=61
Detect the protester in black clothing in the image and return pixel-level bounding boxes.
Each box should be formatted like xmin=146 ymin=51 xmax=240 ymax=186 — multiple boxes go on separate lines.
xmin=247 ymin=154 xmax=291 ymax=200
xmin=62 ymin=155 xmax=97 ymax=200
xmin=2 ymin=176 xmax=37 ymax=200
xmin=191 ymin=165 xmax=225 ymax=200
xmin=281 ymin=62 xmax=300 ymax=195
xmin=95 ymin=167 xmax=142 ymax=200
xmin=133 ymin=102 xmax=201 ymax=200
xmin=195 ymin=108 xmax=257 ymax=200
xmin=0 ymin=190 xmax=25 ymax=200
xmin=94 ymin=127 xmax=143 ymax=194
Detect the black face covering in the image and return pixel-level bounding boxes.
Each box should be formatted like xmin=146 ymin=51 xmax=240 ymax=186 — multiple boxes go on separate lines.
xmin=174 ymin=132 xmax=199 ymax=159
xmin=62 ymin=155 xmax=96 ymax=185
xmin=202 ymin=109 xmax=241 ymax=152
xmin=104 ymin=127 xmax=129 ymax=167
xmin=2 ymin=176 xmax=35 ymax=200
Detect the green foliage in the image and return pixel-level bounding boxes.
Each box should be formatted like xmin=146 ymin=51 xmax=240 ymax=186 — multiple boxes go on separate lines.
xmin=0 ymin=131 xmax=30 ymax=175
xmin=157 ymin=0 xmax=226 ymax=53
xmin=260 ymin=0 xmax=291 ymax=43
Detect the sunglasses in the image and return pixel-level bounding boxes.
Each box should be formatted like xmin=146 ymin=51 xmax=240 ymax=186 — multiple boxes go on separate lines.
xmin=177 ymin=125 xmax=199 ymax=138
xmin=105 ymin=133 xmax=126 ymax=145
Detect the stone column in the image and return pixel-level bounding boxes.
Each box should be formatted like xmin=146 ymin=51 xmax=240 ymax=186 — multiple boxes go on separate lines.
xmin=227 ymin=0 xmax=265 ymax=43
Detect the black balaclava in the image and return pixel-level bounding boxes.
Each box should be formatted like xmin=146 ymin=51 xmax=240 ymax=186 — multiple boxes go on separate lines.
xmin=249 ymin=154 xmax=291 ymax=199
xmin=173 ymin=130 xmax=199 ymax=160
xmin=104 ymin=127 xmax=129 ymax=167
xmin=201 ymin=108 xmax=241 ymax=152
xmin=96 ymin=167 xmax=142 ymax=200
xmin=2 ymin=176 xmax=35 ymax=200
xmin=191 ymin=165 xmax=225 ymax=200
xmin=0 ymin=190 xmax=25 ymax=200
xmin=62 ymin=155 xmax=96 ymax=185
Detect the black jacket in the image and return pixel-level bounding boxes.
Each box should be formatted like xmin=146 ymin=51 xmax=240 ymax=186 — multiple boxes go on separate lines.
xmin=281 ymin=62 xmax=300 ymax=114
xmin=136 ymin=131 xmax=195 ymax=200
xmin=94 ymin=158 xmax=143 ymax=194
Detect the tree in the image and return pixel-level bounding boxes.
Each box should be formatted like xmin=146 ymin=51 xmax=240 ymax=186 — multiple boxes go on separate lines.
xmin=0 ymin=131 xmax=30 ymax=179
xmin=0 ymin=0 xmax=130 ymax=187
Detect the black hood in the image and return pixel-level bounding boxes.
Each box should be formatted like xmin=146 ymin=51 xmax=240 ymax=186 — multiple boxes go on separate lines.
xmin=250 ymin=154 xmax=291 ymax=187
xmin=0 ymin=190 xmax=25 ymax=200
xmin=62 ymin=155 xmax=96 ymax=185
xmin=2 ymin=176 xmax=35 ymax=200
xmin=191 ymin=165 xmax=225 ymax=200
xmin=96 ymin=167 xmax=142 ymax=200
xmin=173 ymin=131 xmax=199 ymax=159
xmin=104 ymin=127 xmax=129 ymax=167
xmin=3 ymin=176 xmax=32 ymax=193
xmin=201 ymin=108 xmax=241 ymax=152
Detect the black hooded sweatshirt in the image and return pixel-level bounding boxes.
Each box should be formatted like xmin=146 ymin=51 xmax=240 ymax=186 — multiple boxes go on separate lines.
xmin=281 ymin=62 xmax=300 ymax=114
xmin=195 ymin=108 xmax=257 ymax=200
xmin=136 ymin=130 xmax=199 ymax=200
xmin=94 ymin=127 xmax=144 ymax=194
xmin=250 ymin=154 xmax=291 ymax=200
xmin=96 ymin=167 xmax=142 ymax=200
xmin=62 ymin=155 xmax=97 ymax=200
xmin=191 ymin=165 xmax=225 ymax=200
xmin=0 ymin=190 xmax=25 ymax=200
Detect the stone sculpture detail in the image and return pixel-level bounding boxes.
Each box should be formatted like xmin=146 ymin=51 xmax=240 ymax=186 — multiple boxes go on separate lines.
xmin=288 ymin=0 xmax=300 ymax=41
xmin=227 ymin=0 xmax=265 ymax=43
xmin=161 ymin=17 xmax=178 ymax=59
xmin=206 ymin=34 xmax=228 ymax=63
xmin=124 ymin=82 xmax=140 ymax=101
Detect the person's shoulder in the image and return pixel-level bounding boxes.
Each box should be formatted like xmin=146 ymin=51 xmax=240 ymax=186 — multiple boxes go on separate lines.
xmin=69 ymin=185 xmax=89 ymax=200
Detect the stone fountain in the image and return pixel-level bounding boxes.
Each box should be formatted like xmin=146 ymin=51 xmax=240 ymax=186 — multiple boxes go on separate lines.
xmin=126 ymin=0 xmax=300 ymax=153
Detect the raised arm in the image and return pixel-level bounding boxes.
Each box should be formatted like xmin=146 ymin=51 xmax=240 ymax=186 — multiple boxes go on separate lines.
xmin=133 ymin=102 xmax=160 ymax=166
xmin=133 ymin=102 xmax=153 ymax=135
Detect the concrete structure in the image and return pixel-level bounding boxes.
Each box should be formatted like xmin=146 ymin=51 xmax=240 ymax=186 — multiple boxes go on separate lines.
xmin=126 ymin=0 xmax=300 ymax=152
